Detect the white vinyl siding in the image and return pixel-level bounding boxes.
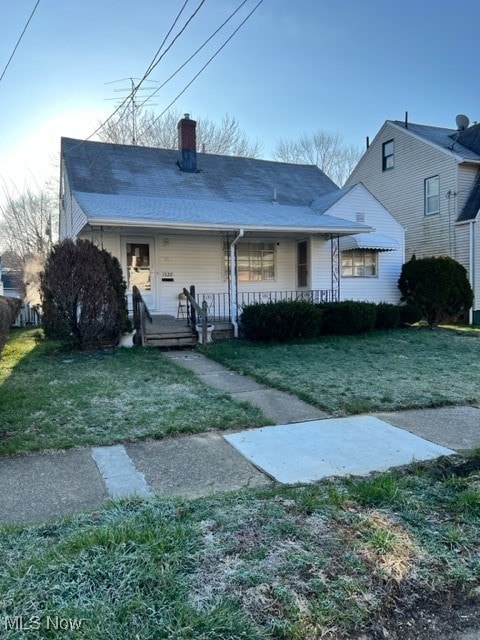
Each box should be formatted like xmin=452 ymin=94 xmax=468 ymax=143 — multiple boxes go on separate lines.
xmin=347 ymin=122 xmax=458 ymax=260
xmin=59 ymin=173 xmax=88 ymax=240
xmin=310 ymin=184 xmax=404 ymax=304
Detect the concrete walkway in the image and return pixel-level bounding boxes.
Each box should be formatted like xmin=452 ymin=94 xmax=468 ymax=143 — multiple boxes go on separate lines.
xmin=0 ymin=350 xmax=479 ymax=526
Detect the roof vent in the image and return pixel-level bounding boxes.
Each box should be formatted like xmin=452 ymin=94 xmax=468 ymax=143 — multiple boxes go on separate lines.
xmin=455 ymin=114 xmax=470 ymax=131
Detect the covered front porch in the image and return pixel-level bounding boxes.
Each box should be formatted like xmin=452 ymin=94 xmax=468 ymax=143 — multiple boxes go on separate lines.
xmin=132 ymin=285 xmax=339 ymax=347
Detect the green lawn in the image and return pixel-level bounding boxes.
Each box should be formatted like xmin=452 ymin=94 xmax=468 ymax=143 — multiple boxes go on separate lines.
xmin=1 ymin=452 xmax=479 ymax=639
xmin=202 ymin=328 xmax=480 ymax=415
xmin=0 ymin=329 xmax=267 ymax=455
xmin=1 ymin=329 xmax=480 ymax=638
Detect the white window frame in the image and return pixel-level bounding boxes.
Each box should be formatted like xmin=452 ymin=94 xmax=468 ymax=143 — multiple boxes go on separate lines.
xmin=424 ymin=175 xmax=440 ymax=215
xmin=224 ymin=241 xmax=276 ymax=282
xmin=341 ymin=250 xmax=378 ymax=278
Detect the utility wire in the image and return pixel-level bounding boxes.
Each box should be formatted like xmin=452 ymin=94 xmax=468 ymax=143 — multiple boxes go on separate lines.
xmin=0 ymin=0 xmax=41 ymax=85
xmin=139 ymin=0 xmax=206 ymax=83
xmin=80 ymin=0 xmax=205 ymax=146
xmin=140 ymin=0 xmax=264 ymax=138
xmin=138 ymin=0 xmax=249 ymax=109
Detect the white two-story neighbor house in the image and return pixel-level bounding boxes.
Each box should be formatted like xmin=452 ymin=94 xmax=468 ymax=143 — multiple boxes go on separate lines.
xmin=347 ymin=115 xmax=480 ymax=322
xmin=59 ymin=115 xmax=404 ymax=335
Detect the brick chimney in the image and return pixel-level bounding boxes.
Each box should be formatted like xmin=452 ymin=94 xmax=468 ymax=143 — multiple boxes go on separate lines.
xmin=177 ymin=113 xmax=197 ymax=172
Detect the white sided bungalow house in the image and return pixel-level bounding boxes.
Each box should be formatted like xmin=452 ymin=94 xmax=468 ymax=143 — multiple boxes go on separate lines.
xmin=59 ymin=115 xmax=404 ymax=343
xmin=347 ymin=114 xmax=480 ymax=323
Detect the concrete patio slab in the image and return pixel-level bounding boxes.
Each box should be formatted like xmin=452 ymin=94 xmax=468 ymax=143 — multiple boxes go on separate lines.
xmin=126 ymin=433 xmax=272 ymax=499
xmin=224 ymin=416 xmax=455 ymax=484
xmin=0 ymin=449 xmax=108 ymax=524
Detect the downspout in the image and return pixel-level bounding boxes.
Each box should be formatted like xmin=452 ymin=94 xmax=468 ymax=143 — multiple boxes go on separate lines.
xmin=230 ymin=229 xmax=244 ymax=337
xmin=469 ymin=219 xmax=475 ymax=325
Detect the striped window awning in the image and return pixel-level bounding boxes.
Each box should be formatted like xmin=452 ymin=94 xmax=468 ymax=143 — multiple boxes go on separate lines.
xmin=339 ymin=233 xmax=399 ymax=251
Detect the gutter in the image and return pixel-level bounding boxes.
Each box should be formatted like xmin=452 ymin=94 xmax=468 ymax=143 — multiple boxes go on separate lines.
xmin=229 ymin=230 xmax=244 ymax=338
xmin=469 ymin=219 xmax=476 ymax=324
xmin=86 ymin=218 xmax=374 ymax=236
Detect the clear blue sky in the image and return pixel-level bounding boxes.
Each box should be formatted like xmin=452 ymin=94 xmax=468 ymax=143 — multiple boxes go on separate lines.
xmin=0 ymin=0 xmax=479 ymax=196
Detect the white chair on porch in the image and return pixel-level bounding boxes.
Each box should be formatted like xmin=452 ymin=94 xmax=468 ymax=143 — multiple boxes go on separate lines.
xmin=177 ymin=293 xmax=188 ymax=319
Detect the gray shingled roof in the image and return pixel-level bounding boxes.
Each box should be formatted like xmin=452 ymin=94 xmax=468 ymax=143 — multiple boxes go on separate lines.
xmin=61 ymin=138 xmax=372 ymax=233
xmin=457 ymin=124 xmax=480 ymax=155
xmin=457 ymin=170 xmax=480 ymax=222
xmin=62 ymin=138 xmax=338 ymax=205
xmin=391 ymin=121 xmax=480 ymax=162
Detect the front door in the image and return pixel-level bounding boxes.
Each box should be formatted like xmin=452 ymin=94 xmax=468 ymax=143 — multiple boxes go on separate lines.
xmin=122 ymin=238 xmax=156 ymax=311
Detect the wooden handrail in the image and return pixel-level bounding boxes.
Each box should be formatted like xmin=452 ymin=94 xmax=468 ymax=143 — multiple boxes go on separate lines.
xmin=132 ymin=286 xmax=152 ymax=345
xmin=182 ymin=287 xmax=203 ymax=317
xmin=183 ymin=286 xmax=208 ymax=343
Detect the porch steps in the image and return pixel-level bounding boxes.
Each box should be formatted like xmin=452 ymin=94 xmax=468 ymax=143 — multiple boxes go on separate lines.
xmin=143 ymin=317 xmax=196 ymax=348
xmin=137 ymin=315 xmax=234 ymax=348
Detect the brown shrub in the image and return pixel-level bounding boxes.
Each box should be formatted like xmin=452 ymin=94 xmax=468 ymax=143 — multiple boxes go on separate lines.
xmin=0 ymin=296 xmax=21 ymax=356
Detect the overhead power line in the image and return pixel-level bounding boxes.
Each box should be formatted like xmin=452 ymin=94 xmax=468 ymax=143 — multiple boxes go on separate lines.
xmin=140 ymin=0 xmax=264 ymax=138
xmin=138 ymin=0 xmax=250 ymax=109
xmin=0 ymin=0 xmax=41 ymax=86
xmin=83 ymin=0 xmax=205 ymax=144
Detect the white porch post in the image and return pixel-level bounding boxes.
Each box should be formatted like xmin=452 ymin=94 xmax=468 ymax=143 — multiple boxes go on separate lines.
xmin=230 ymin=229 xmax=244 ymax=337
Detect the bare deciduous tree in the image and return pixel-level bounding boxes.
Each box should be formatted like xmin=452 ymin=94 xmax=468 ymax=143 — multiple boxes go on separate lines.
xmin=273 ymin=130 xmax=362 ymax=186
xmin=98 ymin=107 xmax=263 ymax=158
xmin=0 ymin=184 xmax=58 ymax=302
xmin=0 ymin=186 xmax=57 ymax=262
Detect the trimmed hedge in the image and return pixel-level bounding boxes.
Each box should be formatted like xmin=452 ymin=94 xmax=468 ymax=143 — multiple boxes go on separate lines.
xmin=318 ymin=301 xmax=377 ymax=335
xmin=375 ymin=302 xmax=401 ymax=330
xmin=0 ymin=296 xmax=21 ymax=356
xmin=238 ymin=299 xmax=421 ymax=343
xmin=240 ymin=300 xmax=324 ymax=342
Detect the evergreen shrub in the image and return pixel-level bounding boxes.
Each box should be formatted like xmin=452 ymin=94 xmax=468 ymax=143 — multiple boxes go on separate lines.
xmin=398 ymin=256 xmax=473 ymax=326
xmin=318 ymin=300 xmax=377 ymax=335
xmin=375 ymin=302 xmax=401 ymax=330
xmin=240 ymin=300 xmax=323 ymax=342
xmin=399 ymin=302 xmax=423 ymax=326
xmin=41 ymin=239 xmax=131 ymax=349
xmin=0 ymin=296 xmax=21 ymax=356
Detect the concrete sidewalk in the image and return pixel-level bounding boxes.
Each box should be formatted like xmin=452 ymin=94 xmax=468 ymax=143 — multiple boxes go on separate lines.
xmin=0 ymin=350 xmax=479 ymax=525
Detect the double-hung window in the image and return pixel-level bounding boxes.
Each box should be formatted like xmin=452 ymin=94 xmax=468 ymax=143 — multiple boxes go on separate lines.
xmin=341 ymin=250 xmax=378 ymax=277
xmin=224 ymin=242 xmax=275 ymax=282
xmin=382 ymin=139 xmax=394 ymax=171
xmin=424 ymin=176 xmax=440 ymax=215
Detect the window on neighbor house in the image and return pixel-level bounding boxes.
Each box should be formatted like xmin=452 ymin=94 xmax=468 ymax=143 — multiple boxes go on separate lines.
xmin=424 ymin=176 xmax=440 ymax=215
xmin=382 ymin=139 xmax=395 ymax=171
xmin=224 ymin=242 xmax=275 ymax=281
xmin=341 ymin=250 xmax=378 ymax=277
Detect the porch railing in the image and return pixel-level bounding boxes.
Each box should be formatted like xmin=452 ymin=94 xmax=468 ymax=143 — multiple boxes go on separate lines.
xmin=132 ymin=285 xmax=152 ymax=345
xmin=195 ymin=289 xmax=338 ymax=322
